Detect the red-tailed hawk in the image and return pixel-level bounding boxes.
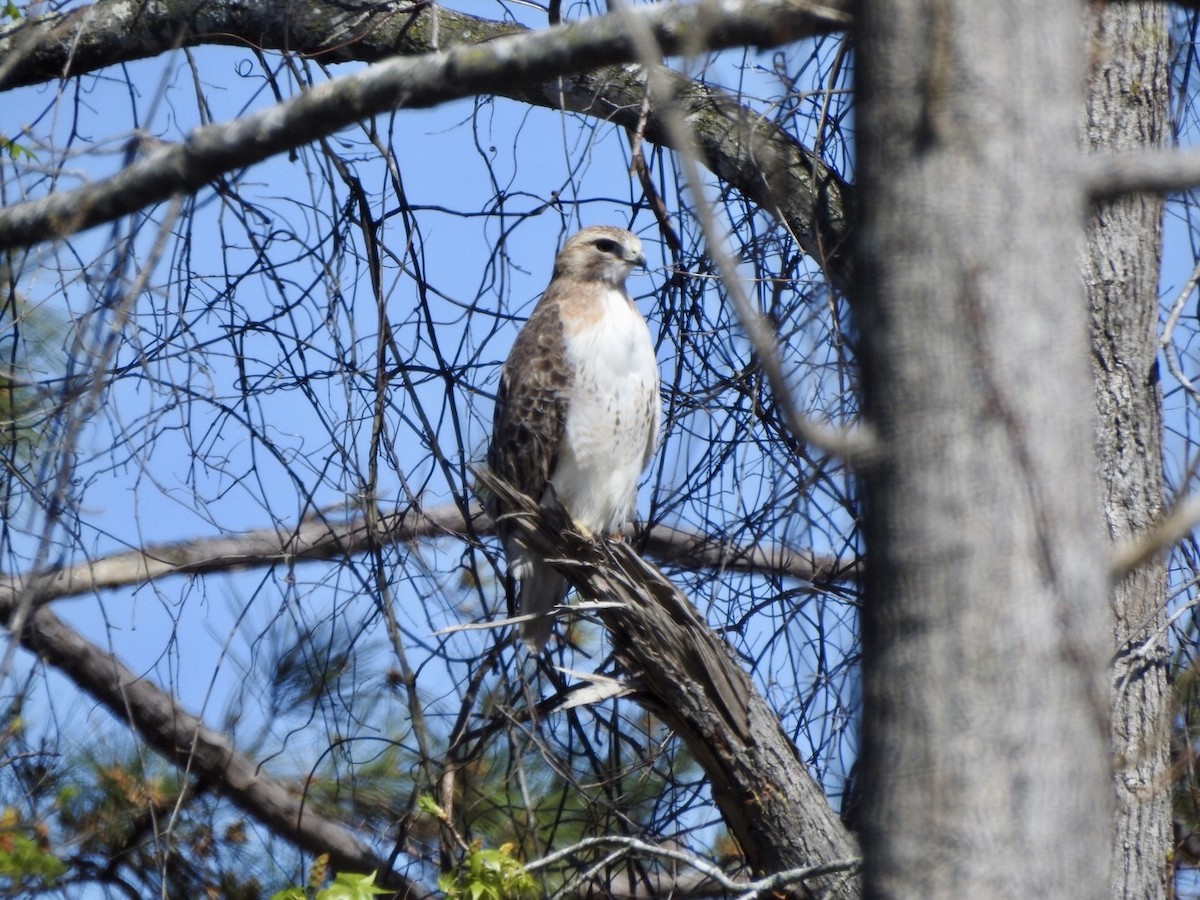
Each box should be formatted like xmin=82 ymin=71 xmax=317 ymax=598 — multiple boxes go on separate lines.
xmin=487 ymin=226 xmax=661 ymax=650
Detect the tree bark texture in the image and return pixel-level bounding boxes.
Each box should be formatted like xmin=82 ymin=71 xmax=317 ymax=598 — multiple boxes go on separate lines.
xmin=853 ymin=2 xmax=1112 ymax=897
xmin=1082 ymin=5 xmax=1173 ymax=897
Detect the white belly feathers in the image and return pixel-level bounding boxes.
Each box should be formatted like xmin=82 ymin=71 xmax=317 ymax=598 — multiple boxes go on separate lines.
xmin=552 ymin=287 xmax=659 ymax=536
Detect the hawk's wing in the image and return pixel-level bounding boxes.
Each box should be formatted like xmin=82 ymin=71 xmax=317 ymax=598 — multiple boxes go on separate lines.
xmin=486 ymin=293 xmax=571 ymax=515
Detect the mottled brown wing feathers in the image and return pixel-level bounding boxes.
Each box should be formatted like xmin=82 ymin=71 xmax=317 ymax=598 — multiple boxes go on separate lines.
xmin=486 ymin=292 xmax=572 ymax=514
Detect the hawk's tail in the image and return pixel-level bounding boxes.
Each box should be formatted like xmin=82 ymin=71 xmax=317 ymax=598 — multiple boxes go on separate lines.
xmin=515 ymin=559 xmax=569 ymax=652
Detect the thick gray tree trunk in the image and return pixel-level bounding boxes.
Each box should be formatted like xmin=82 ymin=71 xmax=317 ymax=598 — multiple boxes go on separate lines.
xmin=853 ymin=3 xmax=1112 ymax=896
xmin=1083 ymin=6 xmax=1173 ymax=897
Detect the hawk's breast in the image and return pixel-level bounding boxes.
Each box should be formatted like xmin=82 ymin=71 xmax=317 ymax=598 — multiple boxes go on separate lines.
xmin=553 ymin=287 xmax=659 ymax=535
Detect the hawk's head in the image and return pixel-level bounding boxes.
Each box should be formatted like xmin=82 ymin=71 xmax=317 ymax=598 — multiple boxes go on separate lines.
xmin=552 ymin=226 xmax=646 ymax=288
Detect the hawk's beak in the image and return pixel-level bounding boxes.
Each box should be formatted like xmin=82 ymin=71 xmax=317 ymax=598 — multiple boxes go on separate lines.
xmin=633 ymin=252 xmax=647 ymax=271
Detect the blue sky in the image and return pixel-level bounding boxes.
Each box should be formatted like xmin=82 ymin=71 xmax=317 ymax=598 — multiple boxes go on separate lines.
xmin=1 ymin=15 xmax=862 ymax=878
xmin=9 ymin=1 xmax=1193 ymax=892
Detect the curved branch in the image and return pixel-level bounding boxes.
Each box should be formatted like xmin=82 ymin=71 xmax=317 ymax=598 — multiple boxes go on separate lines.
xmin=0 ymin=501 xmax=857 ymax=609
xmin=0 ymin=0 xmax=851 ymax=272
xmin=5 ymin=599 xmax=433 ymax=898
xmin=0 ymin=0 xmax=848 ymax=88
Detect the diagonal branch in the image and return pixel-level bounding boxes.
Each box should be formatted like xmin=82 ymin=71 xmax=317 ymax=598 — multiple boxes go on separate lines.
xmin=0 ymin=0 xmax=849 ymax=90
xmin=0 ymin=0 xmax=851 ymax=268
xmin=1110 ymin=490 xmax=1200 ymax=579
xmin=478 ymin=470 xmax=860 ymax=898
xmin=5 ymin=598 xmax=433 ymax=898
xmin=0 ymin=502 xmax=857 ymax=610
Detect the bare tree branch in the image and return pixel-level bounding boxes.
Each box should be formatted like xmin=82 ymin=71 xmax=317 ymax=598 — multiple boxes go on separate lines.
xmin=0 ymin=0 xmax=851 ymax=270
xmin=639 ymin=523 xmax=859 ymax=585
xmin=4 ymin=598 xmax=433 ymax=898
xmin=526 ymin=834 xmax=859 ymax=899
xmin=0 ymin=502 xmax=856 ymax=609
xmin=0 ymin=0 xmax=850 ymax=90
xmin=1111 ymin=492 xmax=1200 ymax=578
xmin=1085 ymin=148 xmax=1200 ymax=200
xmin=0 ymin=484 xmax=856 ymax=894
xmin=478 ymin=470 xmax=860 ymax=899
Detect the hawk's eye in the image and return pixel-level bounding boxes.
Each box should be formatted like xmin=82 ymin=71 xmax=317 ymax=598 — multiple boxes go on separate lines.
xmin=593 ymin=238 xmax=617 ymax=254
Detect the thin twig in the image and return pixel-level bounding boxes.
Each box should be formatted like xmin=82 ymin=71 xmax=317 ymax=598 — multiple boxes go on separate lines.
xmin=526 ymin=833 xmax=860 ymax=898
xmin=609 ymin=0 xmax=872 ymax=465
xmin=1112 ymin=492 xmax=1200 ymax=578
xmin=1159 ymin=257 xmax=1200 ymax=401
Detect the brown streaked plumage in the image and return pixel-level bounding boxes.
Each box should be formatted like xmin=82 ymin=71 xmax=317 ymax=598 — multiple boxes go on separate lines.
xmin=487 ymin=226 xmax=661 ymax=650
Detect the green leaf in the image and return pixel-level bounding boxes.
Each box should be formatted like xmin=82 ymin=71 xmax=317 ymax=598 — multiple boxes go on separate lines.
xmin=438 ymin=841 xmax=535 ymax=900
xmin=0 ymin=136 xmax=36 ymax=162
xmin=320 ymin=870 xmax=388 ymax=899
xmin=416 ymin=793 xmax=447 ymax=820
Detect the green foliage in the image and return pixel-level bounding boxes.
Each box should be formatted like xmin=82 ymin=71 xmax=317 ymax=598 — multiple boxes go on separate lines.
xmin=1 ymin=741 xmax=267 ymax=898
xmin=417 ymin=793 xmax=447 ymax=820
xmin=269 ymin=856 xmax=388 ymax=900
xmin=414 ymin=795 xmax=536 ymax=899
xmin=0 ymin=806 xmax=66 ymax=890
xmin=437 ymin=842 xmax=536 ymax=900
xmin=1 ymin=2 xmax=20 ymax=22
xmin=0 ymin=137 xmax=34 ymax=160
